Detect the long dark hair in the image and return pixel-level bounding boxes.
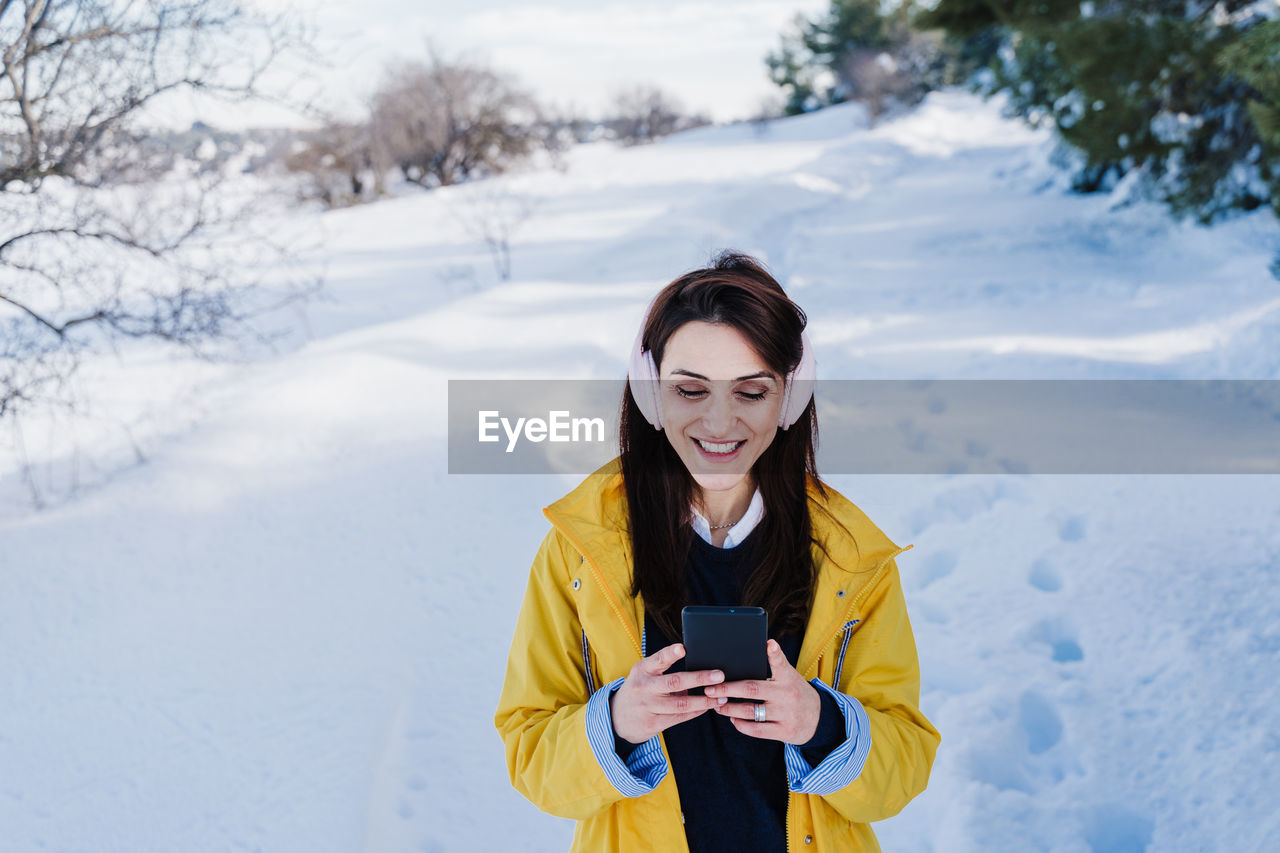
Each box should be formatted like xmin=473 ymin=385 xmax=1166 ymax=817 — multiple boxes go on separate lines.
xmin=619 ymin=250 xmax=828 ymax=643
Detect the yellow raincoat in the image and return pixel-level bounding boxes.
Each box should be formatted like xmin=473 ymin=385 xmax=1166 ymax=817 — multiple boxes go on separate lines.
xmin=494 ymin=458 xmax=940 ymax=851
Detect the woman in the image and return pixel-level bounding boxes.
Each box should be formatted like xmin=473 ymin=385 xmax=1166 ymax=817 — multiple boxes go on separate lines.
xmin=494 ymin=251 xmax=940 ymax=851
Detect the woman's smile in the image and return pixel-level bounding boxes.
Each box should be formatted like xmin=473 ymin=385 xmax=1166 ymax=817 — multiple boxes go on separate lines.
xmin=693 ymin=437 xmax=747 ymax=459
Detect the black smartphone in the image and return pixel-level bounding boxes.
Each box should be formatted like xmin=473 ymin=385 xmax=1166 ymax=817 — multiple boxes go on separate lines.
xmin=681 ymin=605 xmax=769 ymax=700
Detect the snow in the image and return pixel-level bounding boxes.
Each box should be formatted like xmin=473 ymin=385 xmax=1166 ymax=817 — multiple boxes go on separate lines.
xmin=2 ymin=87 xmax=1279 ymax=852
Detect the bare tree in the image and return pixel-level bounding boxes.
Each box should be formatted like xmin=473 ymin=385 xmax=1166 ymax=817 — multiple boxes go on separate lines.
xmin=0 ymin=0 xmax=318 ymax=502
xmin=607 ymin=84 xmax=708 ymax=145
xmin=284 ymin=118 xmax=381 ymax=208
xmin=453 ymin=180 xmax=540 ymax=282
xmin=370 ymin=48 xmax=546 ymax=189
xmin=538 ymin=99 xmax=597 ymax=149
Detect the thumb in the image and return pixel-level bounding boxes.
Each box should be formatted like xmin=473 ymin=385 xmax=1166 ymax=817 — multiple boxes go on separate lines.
xmin=767 ymin=639 xmax=789 ymax=667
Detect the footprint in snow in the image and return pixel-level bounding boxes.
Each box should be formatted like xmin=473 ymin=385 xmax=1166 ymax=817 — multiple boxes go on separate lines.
xmin=1028 ymin=557 xmax=1062 ymax=592
xmin=907 ymin=482 xmax=1009 ymax=535
xmin=1082 ymin=804 xmax=1154 ymax=853
xmin=1029 ymin=617 xmax=1084 ymax=663
xmin=1019 ymin=690 xmax=1063 ymax=755
xmin=1058 ymin=515 xmax=1087 ymax=542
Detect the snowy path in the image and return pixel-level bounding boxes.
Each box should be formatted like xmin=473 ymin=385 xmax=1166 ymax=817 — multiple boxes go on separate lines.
xmin=2 ymin=90 xmax=1278 ymax=852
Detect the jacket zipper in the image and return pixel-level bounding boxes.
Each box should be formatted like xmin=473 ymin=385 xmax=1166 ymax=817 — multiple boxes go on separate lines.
xmin=783 ymin=616 xmax=858 ymax=853
xmin=785 ymin=770 xmax=793 ymax=853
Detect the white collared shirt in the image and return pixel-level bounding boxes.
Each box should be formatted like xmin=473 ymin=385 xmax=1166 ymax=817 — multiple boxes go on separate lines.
xmin=690 ymin=487 xmax=764 ymax=548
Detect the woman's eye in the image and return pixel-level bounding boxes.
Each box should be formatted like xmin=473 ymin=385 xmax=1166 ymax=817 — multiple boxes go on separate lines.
xmin=674 ymin=387 xmax=767 ymax=401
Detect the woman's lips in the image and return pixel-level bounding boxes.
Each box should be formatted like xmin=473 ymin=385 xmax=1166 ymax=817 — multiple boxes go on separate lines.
xmin=693 ymin=438 xmax=746 ymax=461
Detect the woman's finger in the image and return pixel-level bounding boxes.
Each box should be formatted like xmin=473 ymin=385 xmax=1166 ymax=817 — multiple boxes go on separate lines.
xmin=654 ymin=667 xmax=725 ymax=697
xmin=711 ymin=700 xmax=767 ymax=721
xmin=725 ymin=715 xmax=779 ymax=740
xmin=660 ymin=707 xmax=719 ymax=730
xmin=650 ymin=692 xmax=726 ymax=716
xmin=766 ymin=639 xmax=796 ymax=676
xmin=639 ymin=643 xmax=685 ymax=676
xmin=704 ymin=678 xmax=773 ymax=701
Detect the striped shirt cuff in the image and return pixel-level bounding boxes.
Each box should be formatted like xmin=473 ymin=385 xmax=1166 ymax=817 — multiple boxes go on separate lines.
xmin=783 ymin=678 xmax=872 ymax=795
xmin=585 ymin=677 xmax=669 ymax=797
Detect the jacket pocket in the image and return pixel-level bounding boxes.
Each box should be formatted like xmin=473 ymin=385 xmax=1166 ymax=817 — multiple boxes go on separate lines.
xmin=580 ymin=629 xmax=598 ymax=697
xmin=830 ymin=619 xmax=861 ymax=690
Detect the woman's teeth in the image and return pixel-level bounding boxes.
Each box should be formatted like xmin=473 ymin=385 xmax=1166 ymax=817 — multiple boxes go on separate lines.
xmin=696 ymin=439 xmax=745 ymax=454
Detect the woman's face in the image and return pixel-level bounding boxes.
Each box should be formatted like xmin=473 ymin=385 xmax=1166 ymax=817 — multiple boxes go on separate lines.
xmin=658 ymin=321 xmax=784 ymax=494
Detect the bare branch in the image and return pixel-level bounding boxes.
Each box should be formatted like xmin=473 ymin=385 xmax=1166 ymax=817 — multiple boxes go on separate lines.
xmin=0 ymin=0 xmax=322 ymax=509
xmin=606 ymin=83 xmax=708 ymax=145
xmin=0 ymin=287 xmax=63 ymax=334
xmin=369 ymin=50 xmax=547 ymax=189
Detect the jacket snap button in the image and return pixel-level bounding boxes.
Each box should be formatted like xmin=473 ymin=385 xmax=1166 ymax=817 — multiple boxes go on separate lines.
xmin=836 ymin=590 xmax=845 ymax=597
xmin=572 ymin=578 xmax=581 ymax=591
xmin=804 ymin=835 xmax=813 ymax=844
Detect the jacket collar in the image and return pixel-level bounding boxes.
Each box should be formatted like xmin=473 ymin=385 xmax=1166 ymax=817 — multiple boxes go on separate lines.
xmin=542 ymin=456 xmax=910 ymax=675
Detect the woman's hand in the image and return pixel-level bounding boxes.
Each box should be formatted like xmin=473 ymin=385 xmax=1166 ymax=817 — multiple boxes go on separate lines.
xmin=611 ymin=642 xmax=728 ymax=744
xmin=707 ymin=639 xmax=822 ymax=744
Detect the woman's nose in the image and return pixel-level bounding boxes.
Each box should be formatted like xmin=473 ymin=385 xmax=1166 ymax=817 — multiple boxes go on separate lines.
xmin=700 ymin=392 xmax=735 ymax=435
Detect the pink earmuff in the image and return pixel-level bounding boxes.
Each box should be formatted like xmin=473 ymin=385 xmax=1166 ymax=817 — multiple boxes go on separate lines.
xmin=627 ymin=303 xmax=816 ymax=431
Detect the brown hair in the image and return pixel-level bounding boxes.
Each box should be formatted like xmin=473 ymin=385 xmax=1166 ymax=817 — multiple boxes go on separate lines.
xmin=618 ymin=250 xmax=828 ymax=643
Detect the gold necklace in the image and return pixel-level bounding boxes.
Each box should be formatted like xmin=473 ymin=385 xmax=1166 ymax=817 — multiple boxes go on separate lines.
xmin=705 ymin=510 xmax=746 ymax=530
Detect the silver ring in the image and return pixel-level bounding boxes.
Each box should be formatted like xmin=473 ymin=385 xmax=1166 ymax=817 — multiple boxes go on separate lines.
xmin=754 ymin=703 xmax=767 ymax=723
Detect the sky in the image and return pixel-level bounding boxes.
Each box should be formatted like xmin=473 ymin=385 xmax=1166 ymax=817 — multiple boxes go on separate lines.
xmin=150 ymin=0 xmax=831 ymax=130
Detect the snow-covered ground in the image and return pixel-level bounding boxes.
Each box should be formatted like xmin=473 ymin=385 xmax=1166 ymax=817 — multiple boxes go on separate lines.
xmin=2 ymin=89 xmax=1278 ymax=852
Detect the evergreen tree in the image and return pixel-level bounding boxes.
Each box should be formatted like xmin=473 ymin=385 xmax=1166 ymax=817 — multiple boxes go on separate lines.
xmin=767 ymin=0 xmax=949 ymax=118
xmin=919 ymin=0 xmax=1279 ymax=229
xmin=1217 ymin=17 xmax=1280 ymax=244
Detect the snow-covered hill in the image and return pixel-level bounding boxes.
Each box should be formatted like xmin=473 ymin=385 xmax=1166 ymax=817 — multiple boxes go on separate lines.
xmin=1 ymin=89 xmax=1278 ymax=852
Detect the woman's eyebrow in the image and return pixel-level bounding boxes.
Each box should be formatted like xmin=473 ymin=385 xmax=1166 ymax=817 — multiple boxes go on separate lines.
xmin=670 ymin=369 xmax=775 ymax=381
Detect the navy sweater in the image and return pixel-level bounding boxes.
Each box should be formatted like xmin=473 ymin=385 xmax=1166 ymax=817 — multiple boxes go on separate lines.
xmin=613 ymin=526 xmax=846 ymax=852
